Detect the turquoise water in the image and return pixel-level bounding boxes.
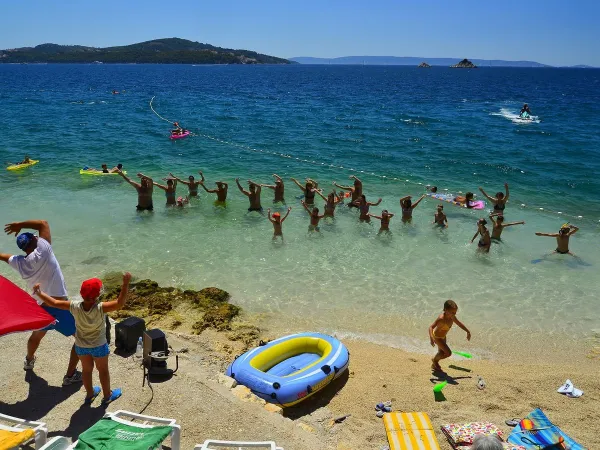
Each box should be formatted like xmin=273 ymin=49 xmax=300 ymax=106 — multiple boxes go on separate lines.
xmin=1 ymin=65 xmax=599 ymax=352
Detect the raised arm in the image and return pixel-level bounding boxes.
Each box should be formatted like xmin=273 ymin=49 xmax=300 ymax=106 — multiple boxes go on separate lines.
xmin=412 ymin=194 xmax=426 ymax=208
xmin=368 ymin=213 xmax=383 ymax=220
xmin=102 ymin=273 xmax=132 ymax=313
xmin=169 ymin=173 xmax=189 ymax=185
xmin=503 ymin=221 xmax=525 ymax=228
xmin=261 ymin=184 xmax=276 ymax=190
xmin=315 ymin=190 xmax=327 ymax=201
xmin=504 ymin=183 xmax=510 ymax=202
xmin=478 ymin=187 xmax=495 ymax=202
xmin=267 ymin=208 xmax=274 ymax=223
xmin=152 ymin=181 xmax=168 ymax=191
xmin=4 ymin=220 xmax=52 ymax=243
xmin=198 ymin=171 xmax=206 ymax=182
xmin=369 ymin=198 xmax=383 ymax=206
xmin=568 ymin=225 xmax=579 ymax=236
xmin=333 ymin=181 xmax=352 ymax=191
xmin=236 ymin=178 xmax=250 ymax=196
xmin=281 ymin=206 xmax=292 ymax=222
xmin=290 ymin=178 xmax=305 ymax=190
xmin=300 ymin=200 xmax=311 ymax=215
xmin=199 ymin=183 xmax=217 ymax=194
xmin=273 ymin=173 xmax=282 ymax=182
xmin=399 ymin=195 xmax=410 ymax=204
xmin=118 ymin=170 xmax=140 ymax=188
xmin=350 ymin=175 xmax=362 ymax=183
xmin=535 ymin=232 xmax=558 ymax=237
xmin=33 ymin=284 xmax=71 ymax=310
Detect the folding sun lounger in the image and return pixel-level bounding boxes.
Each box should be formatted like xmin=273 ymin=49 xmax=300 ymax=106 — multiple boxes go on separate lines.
xmin=383 ymin=412 xmax=441 ymax=450
xmin=195 ymin=440 xmax=284 ymax=450
xmin=38 ymin=410 xmax=181 ymax=450
xmin=0 ymin=413 xmax=48 ymax=449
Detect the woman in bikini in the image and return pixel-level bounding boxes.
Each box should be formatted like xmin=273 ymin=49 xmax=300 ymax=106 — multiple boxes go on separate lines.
xmin=399 ymin=194 xmax=426 ymax=222
xmin=153 ymin=178 xmax=177 ymax=206
xmin=352 ymin=195 xmax=382 ymax=222
xmin=290 ymin=178 xmax=318 ymax=205
xmin=471 ymin=219 xmax=491 ymax=252
xmin=169 ymin=171 xmax=203 ymax=197
xmin=479 ymin=183 xmax=509 ymax=213
xmin=316 ymin=191 xmax=341 ymax=218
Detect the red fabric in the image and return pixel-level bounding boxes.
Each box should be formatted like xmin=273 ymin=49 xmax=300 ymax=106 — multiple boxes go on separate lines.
xmin=80 ymin=278 xmax=102 ymax=300
xmin=0 ymin=275 xmax=56 ymax=336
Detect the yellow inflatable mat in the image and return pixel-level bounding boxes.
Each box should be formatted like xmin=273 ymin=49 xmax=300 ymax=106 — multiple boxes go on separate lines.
xmin=383 ymin=412 xmax=441 ymax=450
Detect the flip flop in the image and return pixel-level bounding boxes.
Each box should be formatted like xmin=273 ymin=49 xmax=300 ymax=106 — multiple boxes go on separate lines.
xmin=84 ymin=386 xmax=101 ymax=405
xmin=505 ymin=418 xmax=520 ymax=427
xmin=557 ymin=379 xmax=574 ymax=394
xmin=100 ymin=388 xmax=122 ymax=407
xmin=566 ymin=387 xmax=583 ymax=398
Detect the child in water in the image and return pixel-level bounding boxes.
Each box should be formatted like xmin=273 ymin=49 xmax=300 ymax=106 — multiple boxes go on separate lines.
xmin=433 ymin=205 xmax=448 ymax=228
xmin=429 ymin=300 xmax=471 ymax=372
xmin=301 ymin=200 xmax=325 ymax=231
xmin=368 ymin=210 xmax=395 ymax=234
xmin=267 ymin=207 xmax=291 ymax=241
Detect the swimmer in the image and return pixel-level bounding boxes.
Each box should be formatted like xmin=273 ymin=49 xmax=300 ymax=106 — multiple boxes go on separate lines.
xmin=109 ymin=164 xmax=123 ymax=173
xmin=290 ymin=178 xmax=318 ymax=205
xmin=399 ymin=194 xmax=426 ymax=222
xmin=176 ymin=196 xmax=189 ymax=207
xmin=479 ymin=183 xmax=509 ymax=213
xmin=520 ymin=103 xmax=532 ymax=117
xmin=117 ymin=171 xmax=154 ymax=211
xmin=169 ymin=171 xmax=203 ymax=197
xmin=333 ymin=175 xmax=363 ymax=208
xmin=426 ymin=185 xmax=438 ymax=193
xmin=261 ymin=174 xmax=285 ymax=203
xmin=470 ymin=218 xmax=491 ymax=253
xmin=315 ymin=190 xmax=341 ymax=217
xmin=268 ymin=207 xmax=291 ymax=241
xmin=368 ymin=210 xmax=395 ymax=234
xmin=433 ymin=205 xmax=448 ymax=228
xmin=199 ymin=176 xmax=228 ymax=204
xmin=236 ymin=178 xmax=262 ymax=212
xmin=535 ymin=223 xmax=579 ymax=256
xmin=153 ymin=178 xmax=177 ymax=206
xmin=352 ymin=195 xmax=382 ymax=222
xmin=489 ymin=213 xmax=524 ymax=240
xmin=301 ymin=200 xmax=325 ymax=232
xmin=454 ymin=192 xmax=475 ymax=208
xmin=429 ymin=299 xmax=471 ymax=372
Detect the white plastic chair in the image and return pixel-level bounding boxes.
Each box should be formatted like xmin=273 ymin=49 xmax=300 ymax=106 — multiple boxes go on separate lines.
xmin=0 ymin=413 xmax=48 ymax=449
xmin=194 ymin=440 xmax=283 ymax=450
xmin=37 ymin=410 xmax=181 ymax=450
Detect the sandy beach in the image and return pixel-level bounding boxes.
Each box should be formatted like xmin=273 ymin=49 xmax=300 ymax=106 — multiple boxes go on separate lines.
xmin=1 ymin=317 xmax=598 ymax=449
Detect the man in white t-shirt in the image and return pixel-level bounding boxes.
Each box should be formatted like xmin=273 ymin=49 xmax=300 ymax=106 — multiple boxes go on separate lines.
xmin=1 ymin=220 xmax=82 ymax=386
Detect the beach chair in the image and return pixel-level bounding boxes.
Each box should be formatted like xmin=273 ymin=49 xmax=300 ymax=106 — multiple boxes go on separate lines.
xmin=194 ymin=441 xmax=283 ymax=450
xmin=383 ymin=412 xmax=441 ymax=450
xmin=0 ymin=413 xmax=48 ymax=449
xmin=37 ymin=410 xmax=180 ymax=450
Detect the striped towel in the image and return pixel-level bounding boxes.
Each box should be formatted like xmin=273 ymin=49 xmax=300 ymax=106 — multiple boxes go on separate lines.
xmin=507 ymin=408 xmax=586 ymax=449
xmin=383 ymin=412 xmax=441 ymax=450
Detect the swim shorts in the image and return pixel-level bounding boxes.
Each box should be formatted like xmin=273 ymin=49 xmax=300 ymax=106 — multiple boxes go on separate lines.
xmin=136 ymin=204 xmax=154 ymax=211
xmin=555 ymin=248 xmax=569 ymax=254
xmin=248 ymin=207 xmax=263 ymax=212
xmin=74 ymin=343 xmax=110 ymax=358
xmin=42 ymin=304 xmax=76 ymax=337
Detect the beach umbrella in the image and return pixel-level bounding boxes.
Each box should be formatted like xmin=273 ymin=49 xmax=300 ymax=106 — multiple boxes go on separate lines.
xmin=0 ymin=275 xmax=55 ymax=337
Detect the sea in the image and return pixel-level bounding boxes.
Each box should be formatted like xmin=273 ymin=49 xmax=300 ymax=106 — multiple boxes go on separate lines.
xmin=1 ymin=64 xmax=599 ymax=361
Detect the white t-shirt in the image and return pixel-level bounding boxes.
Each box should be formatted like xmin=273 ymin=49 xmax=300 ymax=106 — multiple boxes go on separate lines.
xmin=8 ymin=237 xmax=68 ymax=305
xmin=69 ymin=300 xmax=106 ymax=348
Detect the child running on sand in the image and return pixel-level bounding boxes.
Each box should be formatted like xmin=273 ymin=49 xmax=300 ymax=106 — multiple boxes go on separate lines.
xmin=33 ymin=272 xmax=131 ymax=405
xmin=429 ymin=300 xmax=471 ymax=372
xmin=301 ymin=200 xmax=325 ymax=231
xmin=268 ymin=207 xmax=291 ymax=241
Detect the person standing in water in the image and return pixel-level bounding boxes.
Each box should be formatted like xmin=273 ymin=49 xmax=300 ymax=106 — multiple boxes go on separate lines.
xmin=334 ymin=175 xmax=363 ymax=208
xmin=153 ymin=178 xmax=177 ymax=206
xmin=261 ymin=174 xmax=286 ymax=203
xmin=489 ymin=213 xmax=524 ymax=240
xmin=200 ymin=177 xmax=228 ymax=205
xmin=267 ymin=207 xmax=291 ymax=241
xmin=316 ymin=190 xmax=342 ymax=218
xmin=301 ymin=200 xmax=325 ymax=232
xmin=535 ymin=223 xmax=579 ymax=255
xmin=118 ymin=170 xmax=154 ymax=211
xmin=169 ymin=171 xmax=203 ymax=197
xmin=479 ymin=183 xmax=509 ymax=213
xmin=429 ymin=299 xmax=471 ymax=373
xmin=471 ymin=219 xmax=491 ymax=252
xmin=290 ymin=178 xmax=318 ymax=205
xmin=353 ymin=195 xmax=382 ymax=222
xmin=399 ymin=194 xmax=426 ymax=222
xmin=368 ymin=210 xmax=395 ymax=234
xmin=433 ymin=205 xmax=448 ymax=228
xmin=236 ymin=178 xmax=263 ymax=212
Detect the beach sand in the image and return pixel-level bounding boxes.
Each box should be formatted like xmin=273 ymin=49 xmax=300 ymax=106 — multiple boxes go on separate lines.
xmin=1 ymin=324 xmax=598 ymax=449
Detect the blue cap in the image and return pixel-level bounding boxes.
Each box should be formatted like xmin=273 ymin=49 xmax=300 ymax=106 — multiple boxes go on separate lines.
xmin=16 ymin=232 xmax=35 ymax=251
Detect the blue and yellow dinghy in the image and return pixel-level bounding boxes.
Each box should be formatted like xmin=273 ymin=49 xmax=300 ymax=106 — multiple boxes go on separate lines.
xmin=226 ymin=332 xmax=349 ymax=407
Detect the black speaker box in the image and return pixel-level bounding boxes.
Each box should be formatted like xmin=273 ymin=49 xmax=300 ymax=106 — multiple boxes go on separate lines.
xmin=115 ymin=317 xmax=146 ymax=351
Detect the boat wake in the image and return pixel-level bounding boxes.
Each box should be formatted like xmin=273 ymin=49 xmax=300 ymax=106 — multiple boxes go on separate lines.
xmin=490 ymin=108 xmax=541 ymax=124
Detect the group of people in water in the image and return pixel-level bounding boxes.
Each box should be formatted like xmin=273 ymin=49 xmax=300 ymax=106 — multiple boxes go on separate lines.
xmin=107 ymin=167 xmax=579 ymax=255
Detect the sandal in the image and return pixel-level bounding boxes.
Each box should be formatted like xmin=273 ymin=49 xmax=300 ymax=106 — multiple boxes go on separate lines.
xmin=505 ymin=418 xmax=520 ymax=427
xmin=84 ymin=386 xmax=101 ymax=405
xmin=100 ymin=388 xmax=122 ymax=407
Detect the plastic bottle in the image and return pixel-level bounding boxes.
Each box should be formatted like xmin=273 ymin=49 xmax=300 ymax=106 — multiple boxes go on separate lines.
xmin=135 ymin=337 xmax=143 ymax=359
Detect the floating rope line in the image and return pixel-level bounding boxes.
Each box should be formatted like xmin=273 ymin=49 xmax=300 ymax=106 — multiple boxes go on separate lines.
xmin=195 ymin=131 xmax=597 ymax=224
xmin=150 ymin=96 xmax=176 ymax=124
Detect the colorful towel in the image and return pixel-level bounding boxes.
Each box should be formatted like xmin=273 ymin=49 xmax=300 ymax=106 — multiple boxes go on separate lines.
xmin=507 ymin=408 xmax=586 ymax=449
xmin=383 ymin=412 xmax=441 ymax=450
xmin=502 ymin=443 xmax=527 ymax=450
xmin=75 ymin=418 xmax=172 ymax=450
xmin=0 ymin=428 xmax=35 ymax=449
xmin=441 ymin=422 xmax=503 ymax=446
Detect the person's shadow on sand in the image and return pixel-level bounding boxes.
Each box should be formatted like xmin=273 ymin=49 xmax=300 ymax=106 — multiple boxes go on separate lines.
xmin=429 ymin=370 xmax=472 ymax=402
xmin=50 ymin=404 xmax=105 ymax=441
xmin=0 ymin=371 xmax=80 ymax=421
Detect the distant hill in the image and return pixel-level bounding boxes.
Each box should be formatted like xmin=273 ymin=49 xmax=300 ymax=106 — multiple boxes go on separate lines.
xmin=0 ymin=38 xmax=292 ymax=64
xmin=290 ymin=56 xmax=551 ymax=67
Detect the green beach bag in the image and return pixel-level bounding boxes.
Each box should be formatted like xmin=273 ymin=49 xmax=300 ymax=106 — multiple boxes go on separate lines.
xmin=75 ymin=418 xmax=172 ymax=450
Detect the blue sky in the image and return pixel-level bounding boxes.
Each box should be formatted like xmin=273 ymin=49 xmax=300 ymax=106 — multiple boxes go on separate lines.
xmin=0 ymin=1 xmax=598 ymax=66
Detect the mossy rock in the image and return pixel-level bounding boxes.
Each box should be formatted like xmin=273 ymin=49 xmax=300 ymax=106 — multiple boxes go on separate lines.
xmin=192 ymin=303 xmax=240 ymax=333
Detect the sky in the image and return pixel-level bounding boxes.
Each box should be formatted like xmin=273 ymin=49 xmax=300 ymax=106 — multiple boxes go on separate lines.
xmin=0 ymin=1 xmax=598 ymax=66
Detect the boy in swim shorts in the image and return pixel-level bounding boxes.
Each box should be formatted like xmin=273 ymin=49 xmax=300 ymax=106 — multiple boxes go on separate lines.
xmin=428 ymin=300 xmax=471 ymax=372
xmin=535 ymin=223 xmax=579 ymax=255
xmin=33 ymin=272 xmax=131 ymax=406
xmin=301 ymin=200 xmax=325 ymax=232
xmin=433 ymin=205 xmax=448 ymax=227
xmin=268 ymin=207 xmax=291 ymax=241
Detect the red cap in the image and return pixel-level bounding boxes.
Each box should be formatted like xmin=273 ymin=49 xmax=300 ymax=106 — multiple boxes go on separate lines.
xmin=272 ymin=212 xmax=281 ymax=218
xmin=80 ymin=278 xmax=103 ymax=300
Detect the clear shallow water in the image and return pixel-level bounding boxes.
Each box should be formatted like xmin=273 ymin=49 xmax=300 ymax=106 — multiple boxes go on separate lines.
xmin=1 ymin=65 xmax=599 ymax=351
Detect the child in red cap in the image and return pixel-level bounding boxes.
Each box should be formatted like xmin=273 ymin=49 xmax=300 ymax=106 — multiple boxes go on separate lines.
xmin=267 ymin=207 xmax=291 ymax=241
xmin=34 ymin=272 xmax=131 ymax=406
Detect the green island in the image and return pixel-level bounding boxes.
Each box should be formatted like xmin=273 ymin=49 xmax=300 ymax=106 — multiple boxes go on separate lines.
xmin=0 ymin=37 xmax=293 ymax=64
